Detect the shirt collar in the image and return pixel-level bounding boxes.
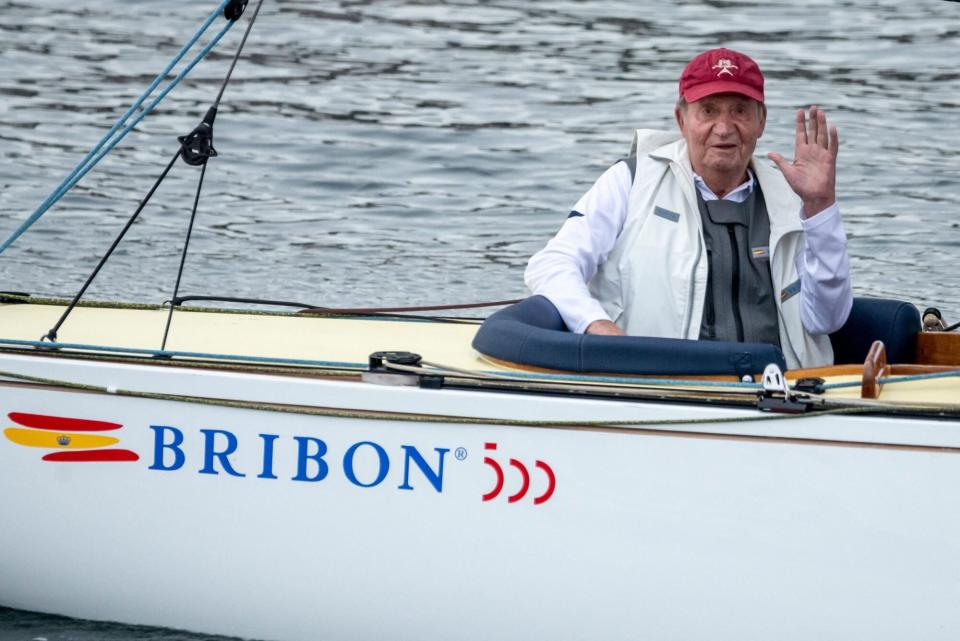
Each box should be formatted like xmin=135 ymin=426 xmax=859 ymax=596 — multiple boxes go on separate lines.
xmin=693 ymin=169 xmax=756 ymax=203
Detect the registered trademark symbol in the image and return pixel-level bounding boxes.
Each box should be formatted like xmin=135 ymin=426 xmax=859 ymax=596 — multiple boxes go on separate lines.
xmin=454 ymin=447 xmax=468 ymax=461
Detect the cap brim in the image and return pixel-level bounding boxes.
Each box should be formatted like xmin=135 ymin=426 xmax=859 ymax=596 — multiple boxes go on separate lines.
xmin=683 ymin=80 xmax=764 ymax=103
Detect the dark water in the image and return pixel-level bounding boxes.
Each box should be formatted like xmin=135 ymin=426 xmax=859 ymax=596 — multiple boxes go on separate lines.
xmin=0 ymin=606 xmax=251 ymax=640
xmin=1 ymin=0 xmax=959 ymax=638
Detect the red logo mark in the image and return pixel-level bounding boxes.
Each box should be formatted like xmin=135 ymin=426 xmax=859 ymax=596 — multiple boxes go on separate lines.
xmin=482 ymin=442 xmax=555 ymax=505
xmin=9 ymin=412 xmax=122 ymax=432
xmin=6 ymin=412 xmax=139 ymax=463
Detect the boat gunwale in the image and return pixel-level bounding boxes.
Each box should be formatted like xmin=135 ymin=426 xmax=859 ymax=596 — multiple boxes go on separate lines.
xmin=4 ymin=364 xmax=960 ymax=453
xmin=2 ymin=345 xmax=960 ymax=423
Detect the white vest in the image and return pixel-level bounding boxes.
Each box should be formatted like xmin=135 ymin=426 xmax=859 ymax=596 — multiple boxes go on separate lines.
xmin=587 ymin=129 xmax=834 ymax=369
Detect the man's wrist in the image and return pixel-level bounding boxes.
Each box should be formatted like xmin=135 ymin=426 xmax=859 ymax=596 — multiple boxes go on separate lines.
xmin=585 ymin=319 xmax=626 ymax=336
xmin=800 ymin=202 xmax=841 ymax=232
xmin=801 ymin=197 xmax=836 ymax=219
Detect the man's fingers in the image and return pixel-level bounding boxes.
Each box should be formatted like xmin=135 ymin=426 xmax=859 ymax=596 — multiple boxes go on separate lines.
xmin=807 ymin=105 xmax=820 ymax=147
xmin=767 ymin=151 xmax=788 ymax=171
xmin=816 ymin=108 xmax=829 ymax=148
xmin=794 ymin=109 xmax=807 ymax=147
xmin=829 ymin=124 xmax=839 ymax=157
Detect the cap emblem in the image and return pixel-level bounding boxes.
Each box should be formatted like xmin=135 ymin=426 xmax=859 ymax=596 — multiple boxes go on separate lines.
xmin=680 ymin=48 xmax=764 ymax=103
xmin=712 ymin=59 xmax=738 ymax=77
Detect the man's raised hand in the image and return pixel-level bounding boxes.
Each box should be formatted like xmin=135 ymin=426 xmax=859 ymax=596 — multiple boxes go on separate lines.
xmin=767 ymin=105 xmax=839 ymax=218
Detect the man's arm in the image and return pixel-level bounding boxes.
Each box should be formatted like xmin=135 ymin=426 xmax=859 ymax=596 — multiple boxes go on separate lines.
xmin=796 ymin=203 xmax=853 ymax=334
xmin=768 ymin=105 xmax=853 ymax=334
xmin=524 ymin=162 xmax=632 ymax=334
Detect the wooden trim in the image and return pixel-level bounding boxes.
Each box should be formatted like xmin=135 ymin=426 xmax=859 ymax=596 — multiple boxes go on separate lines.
xmin=917 ymin=332 xmax=960 ymax=366
xmin=788 ymin=364 xmax=865 ymax=378
xmin=889 ymin=364 xmax=960 ymax=375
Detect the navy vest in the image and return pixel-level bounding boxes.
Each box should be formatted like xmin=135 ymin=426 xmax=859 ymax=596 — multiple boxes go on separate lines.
xmin=696 ymin=186 xmax=781 ymax=347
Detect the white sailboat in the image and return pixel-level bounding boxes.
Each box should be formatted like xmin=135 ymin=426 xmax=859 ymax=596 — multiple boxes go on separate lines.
xmin=1 ymin=1 xmax=959 ymax=640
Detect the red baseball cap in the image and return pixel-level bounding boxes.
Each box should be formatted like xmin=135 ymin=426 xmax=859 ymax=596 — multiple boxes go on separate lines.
xmin=679 ymin=48 xmax=764 ymax=103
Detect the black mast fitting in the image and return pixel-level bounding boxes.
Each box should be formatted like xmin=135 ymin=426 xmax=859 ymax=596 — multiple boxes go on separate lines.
xmin=177 ymin=106 xmax=219 ymax=166
xmin=224 ymin=0 xmax=249 ymax=21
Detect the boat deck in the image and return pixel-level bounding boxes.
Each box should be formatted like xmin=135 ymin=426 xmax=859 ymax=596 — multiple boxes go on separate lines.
xmin=0 ymin=300 xmax=496 ymax=372
xmin=1 ymin=298 xmax=958 ymax=407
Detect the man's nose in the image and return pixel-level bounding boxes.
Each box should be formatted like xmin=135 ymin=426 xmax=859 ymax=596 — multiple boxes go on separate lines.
xmin=713 ymin=114 xmax=735 ymax=135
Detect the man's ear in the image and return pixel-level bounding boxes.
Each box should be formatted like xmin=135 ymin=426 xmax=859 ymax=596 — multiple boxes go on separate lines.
xmin=675 ymin=105 xmax=685 ymax=133
xmin=758 ymin=102 xmax=767 ymax=137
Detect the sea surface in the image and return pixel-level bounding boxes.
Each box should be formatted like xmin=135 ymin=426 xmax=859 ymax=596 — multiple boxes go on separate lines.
xmin=0 ymin=0 xmax=958 ymax=638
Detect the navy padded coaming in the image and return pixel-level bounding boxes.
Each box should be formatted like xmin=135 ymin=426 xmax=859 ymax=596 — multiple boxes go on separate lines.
xmin=472 ymin=296 xmax=786 ymax=376
xmin=829 ymin=298 xmax=920 ymax=364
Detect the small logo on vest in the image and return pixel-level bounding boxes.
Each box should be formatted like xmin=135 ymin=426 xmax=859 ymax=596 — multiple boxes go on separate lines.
xmin=712 ymin=59 xmax=738 ymax=78
xmin=653 ymin=206 xmax=680 ymax=223
xmin=780 ymin=279 xmax=802 ymax=302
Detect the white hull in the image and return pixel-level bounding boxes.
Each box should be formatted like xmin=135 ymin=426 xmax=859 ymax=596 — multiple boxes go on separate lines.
xmin=2 ymin=352 xmax=959 ymax=640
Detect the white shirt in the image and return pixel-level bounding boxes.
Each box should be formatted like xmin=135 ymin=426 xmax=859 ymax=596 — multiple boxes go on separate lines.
xmin=525 ymin=161 xmax=851 ymax=335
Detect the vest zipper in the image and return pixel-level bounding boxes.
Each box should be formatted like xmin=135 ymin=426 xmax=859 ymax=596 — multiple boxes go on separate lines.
xmin=677 ymin=164 xmax=702 ymax=340
xmin=727 ymin=225 xmax=745 ymax=342
xmin=684 ymin=232 xmax=701 ymax=338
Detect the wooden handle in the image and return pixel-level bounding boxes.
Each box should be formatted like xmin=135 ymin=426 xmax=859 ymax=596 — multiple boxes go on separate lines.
xmin=861 ymin=340 xmax=888 ymax=399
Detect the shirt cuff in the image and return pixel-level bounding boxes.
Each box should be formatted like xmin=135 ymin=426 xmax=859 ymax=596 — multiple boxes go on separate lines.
xmin=571 ymin=306 xmax=613 ymax=334
xmin=799 ymin=202 xmax=840 ymax=231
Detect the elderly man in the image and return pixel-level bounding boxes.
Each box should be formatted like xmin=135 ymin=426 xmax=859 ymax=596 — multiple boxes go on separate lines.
xmin=525 ymin=48 xmax=852 ymax=369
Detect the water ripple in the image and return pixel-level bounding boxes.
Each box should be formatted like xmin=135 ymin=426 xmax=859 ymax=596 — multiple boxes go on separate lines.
xmin=0 ymin=0 xmax=956 ymax=333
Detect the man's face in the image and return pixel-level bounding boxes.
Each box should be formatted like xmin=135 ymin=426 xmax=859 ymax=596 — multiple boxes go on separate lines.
xmin=675 ymin=93 xmax=766 ymax=179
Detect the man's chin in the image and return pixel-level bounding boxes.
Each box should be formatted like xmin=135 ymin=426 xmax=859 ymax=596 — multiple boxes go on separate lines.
xmin=702 ymin=158 xmax=745 ymax=174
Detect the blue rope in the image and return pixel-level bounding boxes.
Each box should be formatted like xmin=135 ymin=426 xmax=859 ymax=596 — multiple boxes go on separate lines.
xmin=42 ymin=22 xmax=235 ymax=202
xmin=883 ymin=370 xmax=960 ymax=384
xmin=816 ymin=380 xmax=860 ymax=391
xmin=820 ymin=369 xmax=960 ymax=391
xmin=0 ymin=0 xmax=234 ymax=256
xmin=0 ymin=338 xmax=365 ymax=370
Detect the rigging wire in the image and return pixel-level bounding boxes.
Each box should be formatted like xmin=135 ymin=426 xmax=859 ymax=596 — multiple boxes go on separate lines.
xmin=0 ymin=0 xmax=238 ymax=256
xmin=40 ymin=1 xmax=263 ymax=345
xmin=161 ymin=161 xmax=209 ymax=351
xmin=161 ymin=0 xmax=265 ymax=351
xmin=41 ymin=150 xmax=183 ymax=343
xmin=214 ymin=0 xmax=265 ymax=109
xmin=298 ymin=299 xmax=523 ymax=314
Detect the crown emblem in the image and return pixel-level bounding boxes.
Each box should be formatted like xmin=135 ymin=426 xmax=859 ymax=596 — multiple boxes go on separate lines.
xmin=56 ymin=434 xmax=71 ymax=447
xmin=712 ymin=59 xmax=738 ymax=77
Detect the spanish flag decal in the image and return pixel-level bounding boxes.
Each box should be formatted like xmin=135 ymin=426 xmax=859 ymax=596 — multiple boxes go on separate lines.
xmin=4 ymin=412 xmax=139 ymax=462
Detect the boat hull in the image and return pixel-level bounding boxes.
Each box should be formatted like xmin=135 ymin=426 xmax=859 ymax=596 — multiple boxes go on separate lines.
xmin=1 ymin=354 xmax=959 ymax=640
